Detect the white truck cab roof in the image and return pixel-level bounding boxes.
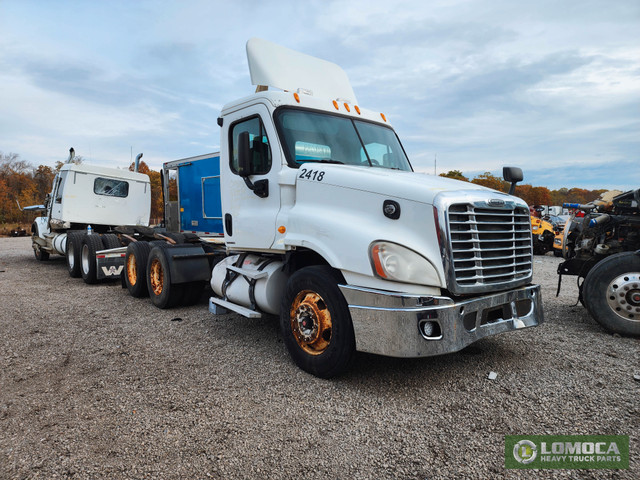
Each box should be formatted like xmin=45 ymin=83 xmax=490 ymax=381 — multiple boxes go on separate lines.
xmin=59 ymin=162 xmax=149 ymax=183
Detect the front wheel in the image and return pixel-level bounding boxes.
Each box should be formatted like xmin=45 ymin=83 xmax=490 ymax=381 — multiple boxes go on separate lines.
xmin=280 ymin=266 xmax=355 ymax=378
xmin=583 ymin=252 xmax=640 ymax=336
xmin=32 ymin=224 xmax=49 ymax=261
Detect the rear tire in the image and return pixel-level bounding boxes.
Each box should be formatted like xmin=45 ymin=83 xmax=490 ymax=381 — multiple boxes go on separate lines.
xmin=583 ymin=252 xmax=640 ymax=336
xmin=81 ymin=235 xmax=105 ymax=284
xmin=147 ymin=246 xmax=184 ymax=309
xmin=66 ymin=231 xmax=84 ymax=277
xmin=163 ymin=232 xmax=185 ymax=244
xmin=280 ymin=266 xmax=355 ymax=378
xmin=101 ymin=233 xmax=121 ymax=250
xmin=125 ymin=241 xmax=152 ymax=297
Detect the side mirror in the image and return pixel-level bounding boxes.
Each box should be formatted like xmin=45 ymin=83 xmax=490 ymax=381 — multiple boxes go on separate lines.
xmin=503 ymin=166 xmax=523 ymax=195
xmin=238 ymin=131 xmax=252 ymax=177
xmin=236 ymin=130 xmax=269 ymax=198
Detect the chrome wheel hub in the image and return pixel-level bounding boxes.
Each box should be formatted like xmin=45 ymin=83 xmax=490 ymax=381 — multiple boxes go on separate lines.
xmin=606 ymin=272 xmax=640 ymax=321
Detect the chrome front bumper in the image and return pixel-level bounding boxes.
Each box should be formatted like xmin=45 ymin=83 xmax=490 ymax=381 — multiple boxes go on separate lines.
xmin=338 ymin=283 xmax=543 ymax=358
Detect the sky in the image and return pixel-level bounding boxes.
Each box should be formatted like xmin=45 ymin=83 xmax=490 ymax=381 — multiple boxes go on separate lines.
xmin=1 ymin=0 xmax=638 ymax=191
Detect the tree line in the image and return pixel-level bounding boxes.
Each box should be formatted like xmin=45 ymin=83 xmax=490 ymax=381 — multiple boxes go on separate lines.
xmin=439 ymin=170 xmax=608 ymax=207
xmin=0 ymin=150 xmax=611 ymax=226
xmin=0 ymin=151 xmax=165 ymax=225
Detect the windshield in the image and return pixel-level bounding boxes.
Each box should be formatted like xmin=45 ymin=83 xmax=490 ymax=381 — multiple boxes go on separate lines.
xmin=274 ymin=108 xmax=412 ymax=171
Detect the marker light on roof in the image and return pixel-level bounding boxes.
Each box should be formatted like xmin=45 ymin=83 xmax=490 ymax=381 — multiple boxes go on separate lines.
xmin=343 ymin=103 xmax=350 ymax=112
xmin=332 ymin=100 xmax=339 ymax=110
xmin=293 ymin=92 xmax=300 ymax=103
xmin=380 ymin=113 xmax=387 ymax=122
xmin=354 ymin=105 xmax=361 ymax=114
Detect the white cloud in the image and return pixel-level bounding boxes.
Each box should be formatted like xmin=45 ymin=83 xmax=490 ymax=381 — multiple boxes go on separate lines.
xmin=0 ymin=0 xmax=638 ymax=190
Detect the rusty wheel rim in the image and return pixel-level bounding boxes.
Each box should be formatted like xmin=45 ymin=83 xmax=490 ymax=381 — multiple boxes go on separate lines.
xmin=290 ymin=290 xmax=332 ymax=355
xmin=149 ymin=258 xmax=164 ymax=296
xmin=126 ymin=255 xmax=137 ymax=286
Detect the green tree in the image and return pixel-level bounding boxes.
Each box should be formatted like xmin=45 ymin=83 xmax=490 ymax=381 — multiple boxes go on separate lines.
xmin=471 ymin=172 xmax=509 ymax=192
xmin=129 ymin=160 xmax=163 ymax=223
xmin=439 ymin=170 xmax=469 ymax=182
xmin=33 ymin=165 xmax=55 ymax=202
xmin=0 ymin=152 xmax=37 ymax=222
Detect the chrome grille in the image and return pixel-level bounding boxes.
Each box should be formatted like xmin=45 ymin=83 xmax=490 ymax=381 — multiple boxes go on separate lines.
xmin=447 ymin=203 xmax=532 ymax=288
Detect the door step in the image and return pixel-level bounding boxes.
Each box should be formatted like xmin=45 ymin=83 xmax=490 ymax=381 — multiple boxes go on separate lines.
xmin=209 ymin=297 xmax=262 ymax=319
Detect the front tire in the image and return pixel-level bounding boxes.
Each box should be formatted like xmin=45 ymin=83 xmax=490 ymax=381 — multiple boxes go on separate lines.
xmin=32 ymin=224 xmax=49 ymax=261
xmin=583 ymin=252 xmax=640 ymax=336
xmin=280 ymin=266 xmax=355 ymax=378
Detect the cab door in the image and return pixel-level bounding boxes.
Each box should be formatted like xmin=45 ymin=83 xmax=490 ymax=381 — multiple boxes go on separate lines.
xmin=220 ymin=103 xmax=281 ymax=250
xmin=49 ymin=171 xmax=68 ymax=222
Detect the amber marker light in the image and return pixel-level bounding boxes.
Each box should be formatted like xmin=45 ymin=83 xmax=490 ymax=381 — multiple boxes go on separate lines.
xmin=354 ymin=105 xmax=361 ymax=114
xmin=278 ymin=226 xmax=286 ymax=234
xmin=332 ymin=100 xmax=339 ymax=110
xmin=371 ymin=244 xmax=388 ymax=278
xmin=293 ymin=92 xmax=300 ymax=103
xmin=344 ymin=103 xmax=350 ymax=112
xmin=380 ymin=113 xmax=387 ymax=122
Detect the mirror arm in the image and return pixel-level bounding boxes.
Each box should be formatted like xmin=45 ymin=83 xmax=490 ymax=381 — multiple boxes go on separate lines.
xmin=242 ymin=176 xmax=269 ymax=198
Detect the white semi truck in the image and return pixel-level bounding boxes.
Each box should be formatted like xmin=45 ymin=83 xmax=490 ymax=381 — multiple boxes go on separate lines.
xmin=32 ymin=39 xmax=544 ymax=378
xmin=29 ymin=149 xmax=151 ymax=283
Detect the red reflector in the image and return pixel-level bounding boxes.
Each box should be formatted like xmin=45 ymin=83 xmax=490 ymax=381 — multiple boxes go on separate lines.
xmin=96 ymin=255 xmax=105 ymax=259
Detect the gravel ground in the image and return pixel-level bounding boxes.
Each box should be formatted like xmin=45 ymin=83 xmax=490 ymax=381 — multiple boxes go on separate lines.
xmin=0 ymin=236 xmax=637 ymax=479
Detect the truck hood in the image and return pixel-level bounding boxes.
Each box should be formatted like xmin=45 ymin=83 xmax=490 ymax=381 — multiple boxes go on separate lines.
xmin=318 ymin=165 xmax=499 ymax=204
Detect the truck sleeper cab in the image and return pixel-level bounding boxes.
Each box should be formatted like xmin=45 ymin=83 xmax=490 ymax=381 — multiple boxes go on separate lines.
xmin=30 ymin=149 xmax=151 ymax=273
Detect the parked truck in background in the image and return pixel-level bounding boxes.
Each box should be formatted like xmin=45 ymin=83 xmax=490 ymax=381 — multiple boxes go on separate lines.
xmin=30 ymin=38 xmax=544 ymax=377
xmin=29 ymin=149 xmax=151 ymax=284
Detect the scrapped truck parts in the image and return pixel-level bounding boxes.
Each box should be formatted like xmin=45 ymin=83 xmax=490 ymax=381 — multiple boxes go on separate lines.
xmin=557 ymin=188 xmax=640 ymax=336
xmin=26 ymin=38 xmax=544 ymax=377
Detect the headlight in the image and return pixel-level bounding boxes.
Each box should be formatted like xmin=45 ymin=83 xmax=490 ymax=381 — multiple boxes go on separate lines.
xmin=369 ymin=241 xmax=440 ymax=286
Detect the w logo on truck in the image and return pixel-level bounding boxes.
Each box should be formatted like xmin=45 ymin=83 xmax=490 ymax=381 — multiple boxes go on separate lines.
xmin=101 ymin=266 xmax=124 ymax=276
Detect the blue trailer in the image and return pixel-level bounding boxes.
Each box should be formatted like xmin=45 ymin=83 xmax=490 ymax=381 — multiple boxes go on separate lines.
xmin=91 ymin=153 xmax=228 ymax=308
xmin=162 ymin=153 xmax=224 ymax=237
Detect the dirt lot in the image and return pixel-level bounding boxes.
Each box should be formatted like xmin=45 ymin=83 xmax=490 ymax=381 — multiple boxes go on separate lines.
xmin=0 ymin=236 xmax=637 ymax=479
